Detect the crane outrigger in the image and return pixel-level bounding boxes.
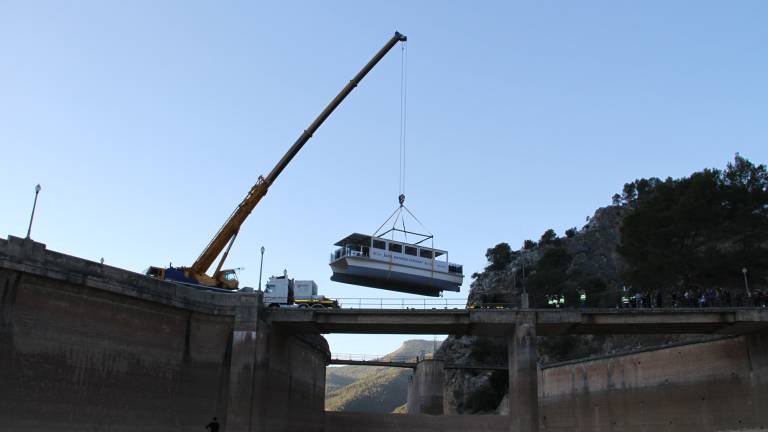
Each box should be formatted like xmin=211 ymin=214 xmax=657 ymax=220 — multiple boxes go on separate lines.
xmin=147 ymin=32 xmax=407 ymax=289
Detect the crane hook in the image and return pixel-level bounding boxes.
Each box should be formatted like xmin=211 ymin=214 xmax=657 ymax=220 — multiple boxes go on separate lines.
xmin=398 ymin=194 xmax=405 ymax=206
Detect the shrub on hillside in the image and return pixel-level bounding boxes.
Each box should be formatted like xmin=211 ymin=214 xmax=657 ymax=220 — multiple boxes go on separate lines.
xmin=485 ymin=242 xmax=513 ymax=271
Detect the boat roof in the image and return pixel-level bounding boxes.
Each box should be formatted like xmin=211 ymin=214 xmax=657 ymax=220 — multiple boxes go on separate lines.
xmin=334 ymin=233 xmax=447 ymax=256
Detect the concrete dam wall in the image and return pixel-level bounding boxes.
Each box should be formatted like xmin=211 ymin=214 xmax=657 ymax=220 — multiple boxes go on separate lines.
xmin=538 ymin=334 xmax=768 ymax=431
xmin=3 ymin=234 xmax=768 ymax=432
xmin=0 ymin=236 xmax=329 ymax=432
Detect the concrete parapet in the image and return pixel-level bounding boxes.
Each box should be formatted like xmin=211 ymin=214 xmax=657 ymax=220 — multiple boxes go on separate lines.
xmin=0 ymin=236 xmax=241 ymax=315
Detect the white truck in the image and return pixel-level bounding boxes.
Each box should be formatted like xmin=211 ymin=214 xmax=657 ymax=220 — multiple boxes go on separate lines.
xmin=263 ymin=272 xmax=339 ymax=308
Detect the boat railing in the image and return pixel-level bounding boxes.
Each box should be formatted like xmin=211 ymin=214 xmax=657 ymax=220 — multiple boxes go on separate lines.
xmin=330 ymin=246 xmax=370 ymax=262
xmin=331 ymin=246 xmax=464 ymax=276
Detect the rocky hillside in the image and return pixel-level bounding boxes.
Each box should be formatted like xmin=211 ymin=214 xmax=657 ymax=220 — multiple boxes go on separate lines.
xmin=325 ymin=339 xmax=437 ymax=413
xmin=439 ymin=155 xmax=768 ymax=414
xmin=438 ymin=205 xmax=639 ymax=414
xmin=468 ymin=205 xmax=631 ymax=310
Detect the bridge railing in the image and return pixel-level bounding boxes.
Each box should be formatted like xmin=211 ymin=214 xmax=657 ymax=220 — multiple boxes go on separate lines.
xmin=329 ymin=353 xmax=510 ymax=370
xmin=334 ymin=298 xmax=469 ymax=309
xmin=325 ymin=292 xmax=766 ymax=310
xmin=330 ymin=352 xmax=433 ymax=363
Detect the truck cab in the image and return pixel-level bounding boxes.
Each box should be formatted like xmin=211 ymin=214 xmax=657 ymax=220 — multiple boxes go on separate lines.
xmin=216 ymin=269 xmax=239 ymax=290
xmin=263 ymin=272 xmax=338 ymax=308
xmin=264 ymin=273 xmax=294 ymax=307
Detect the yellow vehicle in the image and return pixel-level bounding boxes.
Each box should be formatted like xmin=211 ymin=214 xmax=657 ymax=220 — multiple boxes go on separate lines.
xmin=147 ymin=32 xmax=407 ymax=289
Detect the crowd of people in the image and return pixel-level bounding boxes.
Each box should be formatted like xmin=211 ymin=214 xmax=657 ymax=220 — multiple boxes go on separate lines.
xmin=540 ymin=288 xmax=768 ymax=309
xmin=544 ymin=290 xmax=587 ymax=308
xmin=618 ymin=288 xmax=767 ymax=309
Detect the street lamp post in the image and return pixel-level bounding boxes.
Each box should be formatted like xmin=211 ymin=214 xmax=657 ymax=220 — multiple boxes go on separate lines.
xmin=258 ymin=246 xmax=265 ymax=291
xmin=742 ymin=267 xmax=751 ymax=299
xmin=26 ymin=184 xmax=42 ymax=239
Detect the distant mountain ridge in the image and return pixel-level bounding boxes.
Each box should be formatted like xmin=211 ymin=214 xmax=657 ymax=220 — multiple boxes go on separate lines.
xmin=325 ymin=339 xmax=438 ymax=413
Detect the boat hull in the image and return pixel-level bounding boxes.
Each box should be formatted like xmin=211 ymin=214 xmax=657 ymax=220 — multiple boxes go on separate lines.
xmin=329 ymin=256 xmax=462 ymax=297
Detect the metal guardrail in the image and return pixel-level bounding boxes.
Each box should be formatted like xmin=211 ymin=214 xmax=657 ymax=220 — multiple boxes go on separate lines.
xmin=301 ymin=293 xmax=768 ymax=310
xmin=330 ymin=353 xmax=430 ymax=362
xmin=330 ymin=353 xmax=509 ymax=370
xmin=334 ymin=298 xmax=469 ymax=309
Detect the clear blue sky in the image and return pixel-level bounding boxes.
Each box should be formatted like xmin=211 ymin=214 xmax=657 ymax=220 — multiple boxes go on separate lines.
xmin=2 ymin=1 xmax=766 ymax=356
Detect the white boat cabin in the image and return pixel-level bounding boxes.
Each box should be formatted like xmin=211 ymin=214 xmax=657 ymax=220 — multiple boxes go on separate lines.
xmin=329 ymin=233 xmax=463 ymax=296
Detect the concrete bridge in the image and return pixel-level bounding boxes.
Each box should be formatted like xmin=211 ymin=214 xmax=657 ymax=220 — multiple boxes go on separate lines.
xmin=267 ymin=307 xmax=768 ymax=335
xmin=328 ymin=355 xmax=508 ymax=370
xmin=2 ymin=235 xmax=767 ymax=432
xmin=329 ymin=358 xmax=418 ymax=368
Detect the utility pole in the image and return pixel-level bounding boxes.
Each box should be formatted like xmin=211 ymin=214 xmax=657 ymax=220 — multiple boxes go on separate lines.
xmin=258 ymin=246 xmax=265 ymax=291
xmin=742 ymin=267 xmax=751 ymax=298
xmin=26 ymin=184 xmax=41 ymax=239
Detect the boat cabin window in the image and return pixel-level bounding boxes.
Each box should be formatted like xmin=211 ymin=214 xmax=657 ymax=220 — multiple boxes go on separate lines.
xmin=389 ymin=243 xmax=403 ymax=253
xmin=372 ymin=239 xmax=386 ymax=250
xmin=419 ymin=249 xmax=433 ymax=259
xmin=404 ymin=246 xmax=417 ymax=256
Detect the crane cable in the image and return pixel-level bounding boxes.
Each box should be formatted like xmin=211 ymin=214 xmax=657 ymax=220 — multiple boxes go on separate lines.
xmin=373 ymin=40 xmax=433 ymax=249
xmin=399 ymin=41 xmax=408 ymax=200
xmin=397 ymin=41 xmax=408 ymax=241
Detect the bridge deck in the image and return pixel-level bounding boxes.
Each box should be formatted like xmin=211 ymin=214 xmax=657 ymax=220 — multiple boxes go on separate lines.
xmin=329 ymin=359 xmax=417 ymax=368
xmin=266 ymin=307 xmax=768 ymax=336
xmin=329 ymin=359 xmax=510 ymax=370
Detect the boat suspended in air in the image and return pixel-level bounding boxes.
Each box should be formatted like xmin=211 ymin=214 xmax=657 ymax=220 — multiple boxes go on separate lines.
xmin=329 ymin=195 xmax=464 ymax=297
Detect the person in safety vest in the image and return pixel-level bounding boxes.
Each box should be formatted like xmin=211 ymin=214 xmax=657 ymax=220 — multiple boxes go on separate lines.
xmin=621 ymin=295 xmax=630 ymax=308
xmin=579 ymin=290 xmax=587 ymax=307
xmin=559 ymin=294 xmax=565 ymax=308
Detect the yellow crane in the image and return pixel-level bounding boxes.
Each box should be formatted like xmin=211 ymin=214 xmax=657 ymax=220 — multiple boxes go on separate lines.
xmin=147 ymin=32 xmax=407 ymax=289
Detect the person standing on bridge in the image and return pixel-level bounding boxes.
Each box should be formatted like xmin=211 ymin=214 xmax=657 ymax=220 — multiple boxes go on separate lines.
xmin=621 ymin=294 xmax=630 ymax=309
xmin=205 ymin=417 xmax=220 ymax=432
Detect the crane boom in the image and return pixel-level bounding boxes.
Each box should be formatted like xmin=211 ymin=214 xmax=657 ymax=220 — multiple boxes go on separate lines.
xmin=188 ymin=31 xmax=407 ymax=285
